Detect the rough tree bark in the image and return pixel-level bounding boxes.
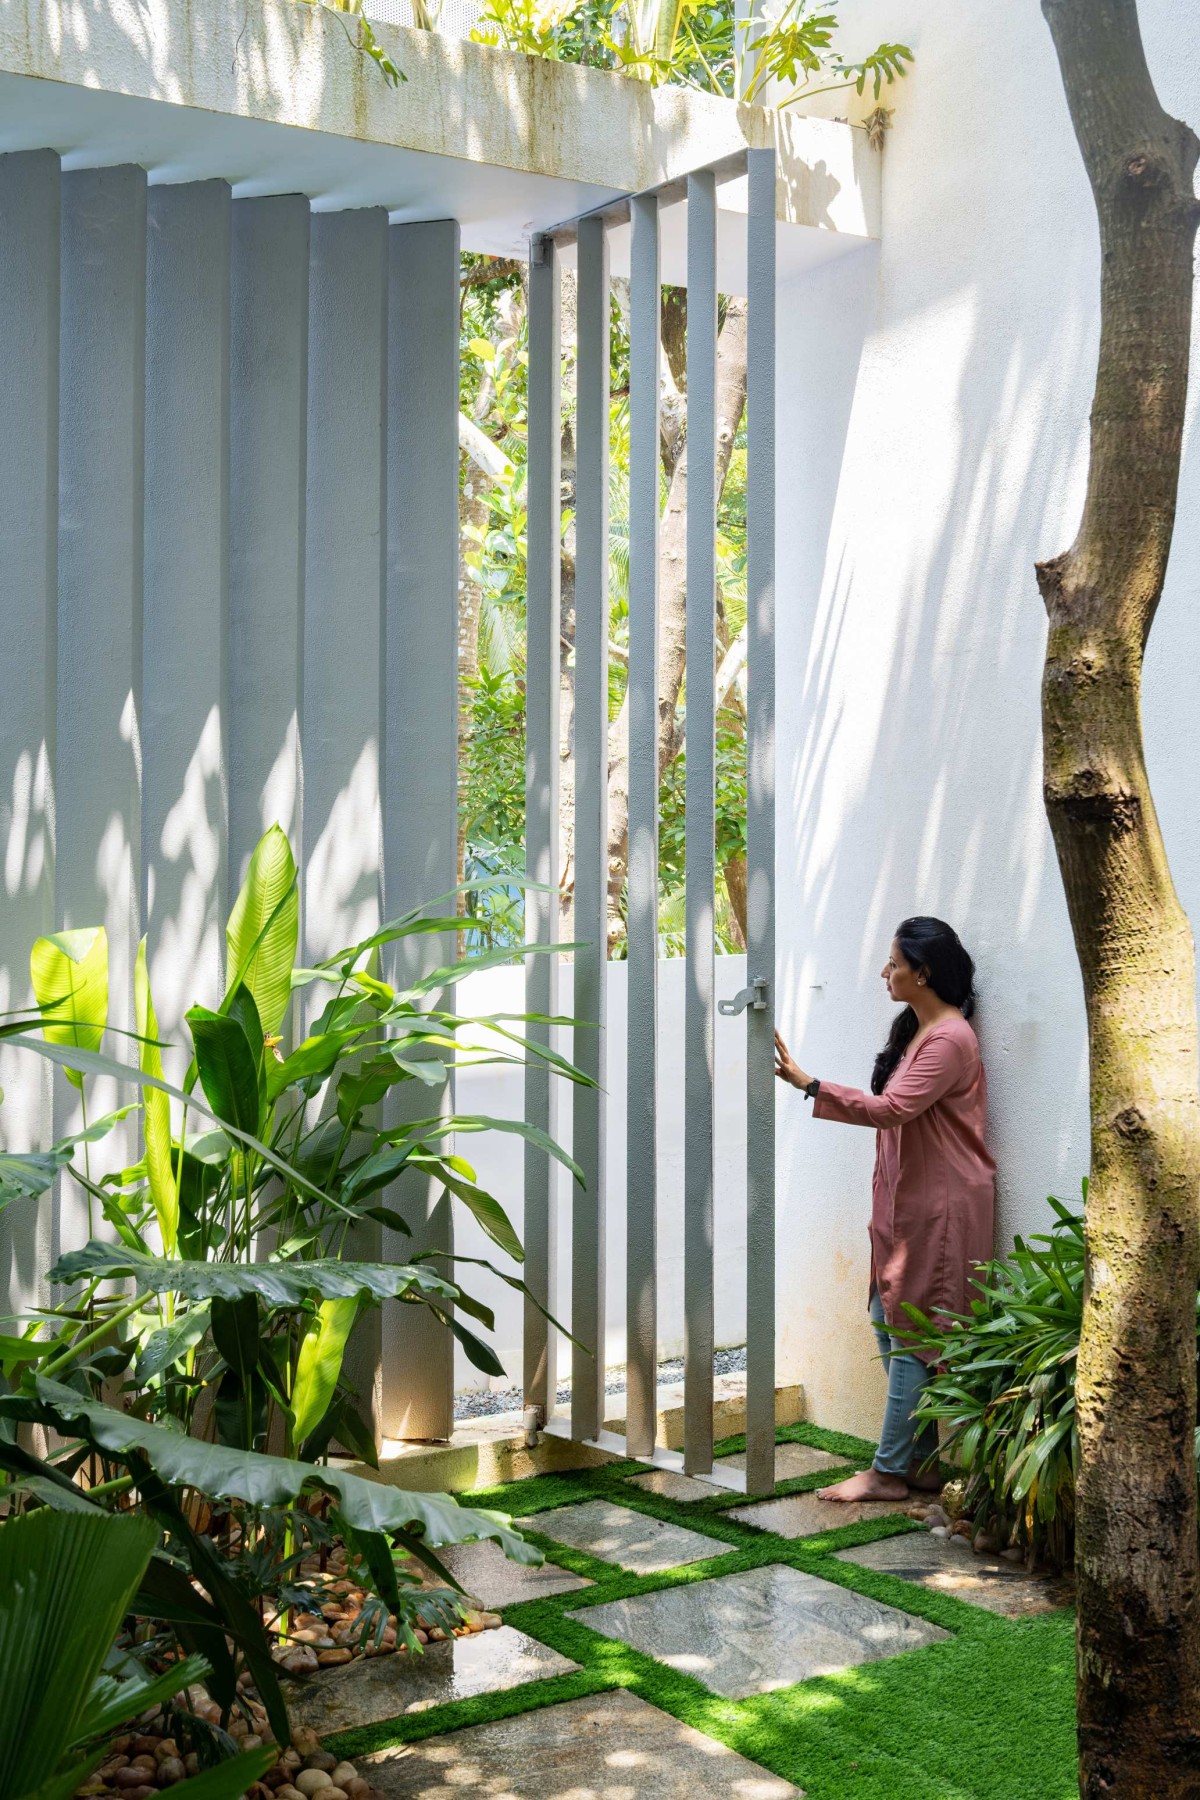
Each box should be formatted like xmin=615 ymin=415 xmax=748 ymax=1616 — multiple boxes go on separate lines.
xmin=1038 ymin=4 xmax=1200 ymax=1792
xmin=605 ymin=296 xmax=748 ymax=941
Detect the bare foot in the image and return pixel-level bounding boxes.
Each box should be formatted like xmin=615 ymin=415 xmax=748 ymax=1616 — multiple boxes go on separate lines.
xmin=815 ymin=1469 xmax=909 ymax=1504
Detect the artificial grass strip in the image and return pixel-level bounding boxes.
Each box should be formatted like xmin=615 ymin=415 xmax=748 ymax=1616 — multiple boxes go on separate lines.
xmin=329 ymin=1435 xmax=1077 ymax=1799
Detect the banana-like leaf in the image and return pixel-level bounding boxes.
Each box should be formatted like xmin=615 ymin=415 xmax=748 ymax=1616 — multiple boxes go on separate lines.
xmin=9 ymin=1378 xmax=540 ymax=1565
xmin=412 ymin=1158 xmax=522 ymax=1261
xmin=29 ymin=927 xmax=108 ymax=1090
xmin=0 ymin=1508 xmax=157 ymax=1798
xmin=291 ymin=1297 xmax=359 ymax=1445
xmin=186 ymin=1006 xmax=262 ymax=1139
xmin=393 ymin=1112 xmax=584 ymax=1185
xmin=225 ymin=827 xmax=299 ymax=1039
xmin=7 ymin=1037 xmax=331 ymax=1206
xmin=134 ymin=939 xmax=178 ymax=1255
xmin=52 ymin=1243 xmax=460 ymax=1309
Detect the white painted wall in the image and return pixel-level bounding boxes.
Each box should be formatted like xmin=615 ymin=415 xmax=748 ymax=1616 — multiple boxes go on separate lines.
xmin=451 ymin=957 xmax=751 ymax=1391
xmin=772 ymin=0 xmax=1200 ymax=1437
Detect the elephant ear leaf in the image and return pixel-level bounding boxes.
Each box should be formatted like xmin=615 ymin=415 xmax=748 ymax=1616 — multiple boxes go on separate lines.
xmin=30 ymin=928 xmax=108 ymax=1090
xmin=225 ymin=826 xmax=299 ymax=1039
xmin=134 ymin=939 xmax=178 ymax=1255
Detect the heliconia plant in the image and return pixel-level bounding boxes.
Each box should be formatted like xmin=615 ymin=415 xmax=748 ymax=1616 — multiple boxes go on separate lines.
xmin=0 ymin=825 xmax=588 ymax=1742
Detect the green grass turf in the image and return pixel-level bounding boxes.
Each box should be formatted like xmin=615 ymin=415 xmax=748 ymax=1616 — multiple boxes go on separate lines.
xmin=326 ymin=1421 xmax=1077 ymax=1800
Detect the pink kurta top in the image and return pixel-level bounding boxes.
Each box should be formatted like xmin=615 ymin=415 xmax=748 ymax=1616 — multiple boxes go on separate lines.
xmin=812 ymin=1014 xmax=995 ymax=1358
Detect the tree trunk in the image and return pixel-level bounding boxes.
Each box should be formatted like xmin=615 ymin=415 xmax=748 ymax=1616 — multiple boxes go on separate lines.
xmin=1038 ymin=4 xmax=1200 ymax=1792
xmin=605 ymin=297 xmax=748 ymax=943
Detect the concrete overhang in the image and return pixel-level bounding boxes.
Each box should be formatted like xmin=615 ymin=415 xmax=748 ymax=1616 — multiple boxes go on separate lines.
xmin=0 ymin=0 xmax=879 ymax=285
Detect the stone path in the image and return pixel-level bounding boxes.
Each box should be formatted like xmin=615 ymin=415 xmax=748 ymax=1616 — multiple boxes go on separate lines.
xmin=283 ymin=1450 xmax=1072 ymax=1798
xmin=569 ymin=1562 xmax=948 ymax=1697
xmin=290 ymin=1627 xmax=579 ymax=1735
xmin=363 ymin=1688 xmax=802 ymax=1797
xmin=836 ymin=1530 xmax=1074 ymax=1618
xmin=519 ymin=1498 xmax=728 ymax=1573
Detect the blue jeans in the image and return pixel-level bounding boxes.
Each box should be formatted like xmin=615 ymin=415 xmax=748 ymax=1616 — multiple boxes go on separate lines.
xmin=870 ymin=1288 xmax=939 ymax=1477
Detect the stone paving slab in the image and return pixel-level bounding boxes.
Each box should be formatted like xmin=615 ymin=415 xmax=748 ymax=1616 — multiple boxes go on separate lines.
xmin=521 ymin=1498 xmax=729 ymax=1573
xmin=289 ymin=1627 xmax=579 ymax=1733
xmin=433 ymin=1539 xmax=591 ymax=1609
xmin=721 ymin=1443 xmax=853 ymax=1481
xmin=625 ymin=1467 xmax=726 ymax=1502
xmin=364 ymin=1686 xmax=802 ymax=1796
xmin=625 ymin=1443 xmax=853 ymax=1506
xmin=569 ymin=1562 xmax=948 ymax=1698
xmin=729 ymin=1490 xmax=907 ymax=1538
xmin=836 ymin=1530 xmax=1075 ymax=1617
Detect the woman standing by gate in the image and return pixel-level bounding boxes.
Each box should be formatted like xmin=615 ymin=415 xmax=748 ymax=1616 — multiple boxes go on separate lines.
xmin=774 ymin=917 xmax=995 ymax=1502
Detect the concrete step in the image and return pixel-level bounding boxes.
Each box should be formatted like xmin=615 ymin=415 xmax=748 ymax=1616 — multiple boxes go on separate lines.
xmin=353 ymin=1375 xmax=804 ymax=1494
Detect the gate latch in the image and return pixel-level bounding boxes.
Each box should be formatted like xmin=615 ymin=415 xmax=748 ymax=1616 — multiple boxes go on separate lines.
xmin=718 ymin=976 xmax=769 ymax=1017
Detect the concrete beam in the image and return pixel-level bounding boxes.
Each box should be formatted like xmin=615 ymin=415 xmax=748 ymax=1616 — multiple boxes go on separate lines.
xmin=0 ymin=0 xmax=878 ymax=267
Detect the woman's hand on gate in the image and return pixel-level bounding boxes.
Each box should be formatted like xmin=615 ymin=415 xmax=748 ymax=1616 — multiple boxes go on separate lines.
xmin=774 ymin=1030 xmax=812 ymax=1091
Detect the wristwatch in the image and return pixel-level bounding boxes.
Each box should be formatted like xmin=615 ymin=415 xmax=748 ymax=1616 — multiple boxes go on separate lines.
xmin=803 ymin=1078 xmax=821 ymax=1100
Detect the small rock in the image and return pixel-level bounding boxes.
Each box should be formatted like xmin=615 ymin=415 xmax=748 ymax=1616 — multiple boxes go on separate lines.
xmin=125 ymin=1786 xmax=158 ymax=1799
xmin=132 ymin=1740 xmax=159 ymax=1760
xmin=481 ymin=1613 xmax=502 ymax=1629
xmin=342 ymin=1782 xmax=370 ymax=1800
xmin=294 ymin=1773 xmax=333 ymax=1799
xmin=242 ymin=1736 xmax=263 ymax=1753
xmin=1001 ymin=1546 xmax=1025 ymax=1564
xmin=113 ymin=1738 xmax=134 ymax=1755
xmin=184 ymin=1756 xmax=200 ymax=1779
xmin=929 ymin=1525 xmax=949 ymax=1539
xmin=951 ymin=1519 xmax=973 ymax=1539
xmin=318 ymin=1649 xmax=352 ymax=1667
xmin=117 ymin=1769 xmax=152 ymax=1789
xmin=153 ymin=1743 xmax=179 ymax=1765
xmin=156 ymin=1760 xmax=185 ymax=1787
xmin=280 ymin=1647 xmax=320 ymax=1676
xmin=330 ymin=1766 xmax=357 ymax=1790
xmin=303 ymin=1754 xmax=337 ymax=1775
xmin=973 ymin=1530 xmax=1000 ymax=1555
xmin=275 ymin=1788 xmax=307 ymax=1800
xmin=905 ymin=1503 xmax=929 ymax=1522
xmin=924 ymin=1504 xmax=950 ymax=1529
xmin=282 ymin=1746 xmax=307 ymax=1769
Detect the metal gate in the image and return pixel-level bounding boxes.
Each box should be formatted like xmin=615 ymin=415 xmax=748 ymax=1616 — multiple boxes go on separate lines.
xmin=521 ymin=149 xmax=777 ymax=1495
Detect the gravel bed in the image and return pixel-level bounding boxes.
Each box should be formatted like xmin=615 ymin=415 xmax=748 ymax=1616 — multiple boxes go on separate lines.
xmin=453 ymin=1345 xmax=747 ymax=1421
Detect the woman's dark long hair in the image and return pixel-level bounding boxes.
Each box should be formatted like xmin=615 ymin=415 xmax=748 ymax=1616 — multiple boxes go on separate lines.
xmin=871 ymin=917 xmax=977 ymax=1095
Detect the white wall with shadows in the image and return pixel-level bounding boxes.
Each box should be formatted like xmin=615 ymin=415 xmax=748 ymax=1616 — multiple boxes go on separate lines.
xmin=773 ymin=0 xmax=1200 ymax=1436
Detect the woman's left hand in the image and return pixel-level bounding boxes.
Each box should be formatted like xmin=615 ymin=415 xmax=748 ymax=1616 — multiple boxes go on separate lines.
xmin=774 ymin=1030 xmax=813 ymax=1091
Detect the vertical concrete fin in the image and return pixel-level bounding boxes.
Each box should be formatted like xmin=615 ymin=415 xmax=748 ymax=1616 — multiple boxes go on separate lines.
xmin=228 ymin=194 xmax=309 ymax=961
xmin=381 ymin=218 xmax=462 ymax=1443
xmin=143 ymin=179 xmax=232 ymax=1060
xmin=0 ymin=150 xmax=60 ymax=1316
xmin=56 ymin=163 xmax=148 ymax=1260
xmin=303 ymin=205 xmax=389 ymax=1437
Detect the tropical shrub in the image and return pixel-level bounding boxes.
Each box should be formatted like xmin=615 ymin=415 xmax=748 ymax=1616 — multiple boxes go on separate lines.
xmin=0 ymin=827 xmax=584 ymax=1740
xmin=903 ymin=1192 xmax=1086 ymax=1570
xmin=0 ymin=1506 xmax=274 ymax=1800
